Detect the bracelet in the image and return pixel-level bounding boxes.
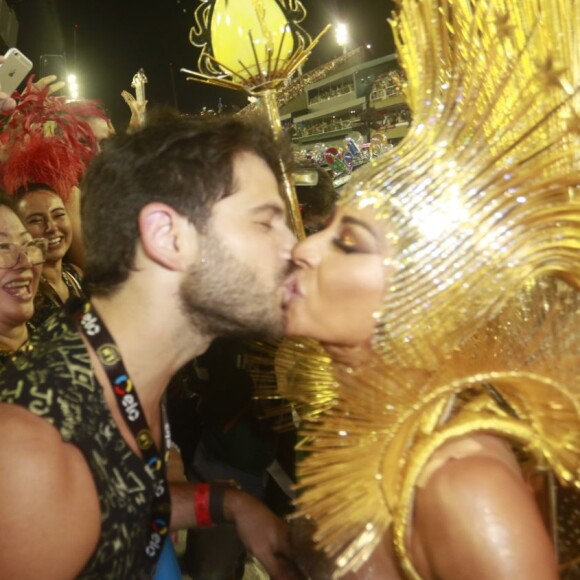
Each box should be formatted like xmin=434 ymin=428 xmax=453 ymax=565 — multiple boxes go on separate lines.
xmin=209 ymin=483 xmax=229 ymax=525
xmin=193 ymin=483 xmax=213 ymax=527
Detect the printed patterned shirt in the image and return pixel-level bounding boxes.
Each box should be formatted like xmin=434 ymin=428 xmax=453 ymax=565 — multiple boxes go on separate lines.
xmin=0 ymin=308 xmax=157 ymax=579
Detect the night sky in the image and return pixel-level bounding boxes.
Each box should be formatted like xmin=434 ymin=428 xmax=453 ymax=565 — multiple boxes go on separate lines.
xmin=12 ymin=0 xmax=396 ymax=128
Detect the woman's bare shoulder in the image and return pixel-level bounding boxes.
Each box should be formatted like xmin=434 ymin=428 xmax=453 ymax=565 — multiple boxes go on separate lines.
xmin=412 ymin=434 xmax=558 ymax=580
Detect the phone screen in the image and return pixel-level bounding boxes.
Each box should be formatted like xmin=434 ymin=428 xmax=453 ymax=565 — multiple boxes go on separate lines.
xmin=39 ymin=54 xmax=67 ymax=95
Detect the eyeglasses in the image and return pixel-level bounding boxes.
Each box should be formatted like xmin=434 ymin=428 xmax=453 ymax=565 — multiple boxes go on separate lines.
xmin=0 ymin=239 xmax=48 ymax=269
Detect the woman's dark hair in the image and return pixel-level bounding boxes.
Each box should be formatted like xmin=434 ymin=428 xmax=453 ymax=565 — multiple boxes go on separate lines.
xmin=295 ymin=165 xmax=338 ymax=217
xmin=0 ymin=191 xmax=19 ymax=213
xmin=13 ymin=183 xmax=58 ymax=202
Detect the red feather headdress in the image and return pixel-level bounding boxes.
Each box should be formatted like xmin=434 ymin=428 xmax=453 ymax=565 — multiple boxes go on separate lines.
xmin=0 ymin=76 xmax=109 ymax=200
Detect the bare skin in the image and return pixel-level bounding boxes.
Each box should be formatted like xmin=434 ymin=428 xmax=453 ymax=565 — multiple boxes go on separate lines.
xmin=344 ymin=434 xmax=558 ymax=580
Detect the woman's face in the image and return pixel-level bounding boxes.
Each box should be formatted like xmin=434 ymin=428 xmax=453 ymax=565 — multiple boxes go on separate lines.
xmin=0 ymin=206 xmax=42 ymax=329
xmin=18 ymin=190 xmax=72 ymax=264
xmin=285 ymin=206 xmax=388 ymax=347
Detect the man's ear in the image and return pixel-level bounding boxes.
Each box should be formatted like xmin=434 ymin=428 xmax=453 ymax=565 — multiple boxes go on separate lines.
xmin=138 ymin=202 xmax=200 ymax=270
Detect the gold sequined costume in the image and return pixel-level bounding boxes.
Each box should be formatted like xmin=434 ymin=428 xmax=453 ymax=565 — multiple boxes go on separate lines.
xmin=277 ymin=0 xmax=580 ymax=578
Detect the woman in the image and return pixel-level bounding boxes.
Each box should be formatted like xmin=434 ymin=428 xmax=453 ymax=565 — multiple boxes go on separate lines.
xmin=0 ymin=75 xmax=106 ymax=271
xmin=278 ymin=0 xmax=580 ymax=578
xmin=0 ymin=194 xmax=45 ymax=359
xmin=16 ymin=185 xmax=84 ymax=328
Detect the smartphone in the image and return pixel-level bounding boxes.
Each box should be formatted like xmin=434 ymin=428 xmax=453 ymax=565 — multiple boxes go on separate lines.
xmin=0 ymin=48 xmax=33 ymax=95
xmin=39 ymin=54 xmax=67 ymax=95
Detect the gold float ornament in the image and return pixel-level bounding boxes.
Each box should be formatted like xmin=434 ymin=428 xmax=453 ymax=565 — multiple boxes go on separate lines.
xmin=182 ymin=0 xmax=330 ymax=239
xmin=184 ymin=0 xmax=328 ymax=91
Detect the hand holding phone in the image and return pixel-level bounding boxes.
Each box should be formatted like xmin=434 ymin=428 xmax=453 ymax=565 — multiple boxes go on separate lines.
xmin=0 ymin=48 xmax=33 ymax=97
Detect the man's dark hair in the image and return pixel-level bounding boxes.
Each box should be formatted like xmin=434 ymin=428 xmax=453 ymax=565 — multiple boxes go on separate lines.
xmin=81 ymin=109 xmax=292 ymax=296
xmin=295 ymin=165 xmax=338 ymax=234
xmin=295 ymin=165 xmax=337 ymax=216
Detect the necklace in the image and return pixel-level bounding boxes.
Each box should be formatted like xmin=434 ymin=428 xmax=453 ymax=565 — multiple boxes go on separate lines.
xmin=41 ymin=264 xmax=84 ymax=306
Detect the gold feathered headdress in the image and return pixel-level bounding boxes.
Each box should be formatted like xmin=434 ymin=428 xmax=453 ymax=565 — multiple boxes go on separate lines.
xmin=340 ymin=0 xmax=580 ymax=370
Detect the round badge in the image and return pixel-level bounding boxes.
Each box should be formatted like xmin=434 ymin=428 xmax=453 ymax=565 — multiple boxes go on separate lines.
xmin=97 ymin=343 xmax=121 ymax=365
xmin=137 ymin=429 xmax=154 ymax=450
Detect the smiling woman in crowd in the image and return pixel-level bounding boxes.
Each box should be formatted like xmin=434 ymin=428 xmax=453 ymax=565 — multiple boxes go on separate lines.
xmin=0 ymin=193 xmax=46 ymax=360
xmin=16 ymin=184 xmax=84 ymax=328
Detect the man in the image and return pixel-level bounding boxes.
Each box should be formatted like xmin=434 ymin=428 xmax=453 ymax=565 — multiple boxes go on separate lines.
xmin=0 ymin=112 xmax=299 ymax=578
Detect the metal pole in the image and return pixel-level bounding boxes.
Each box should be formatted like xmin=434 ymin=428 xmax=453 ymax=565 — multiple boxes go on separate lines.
xmin=169 ymin=62 xmax=179 ymax=110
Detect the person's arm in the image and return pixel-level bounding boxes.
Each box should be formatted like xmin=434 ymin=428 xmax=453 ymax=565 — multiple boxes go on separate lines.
xmin=0 ymin=404 xmax=101 ymax=579
xmin=413 ymin=453 xmax=558 ymax=580
xmin=121 ymin=90 xmax=147 ymax=134
xmin=169 ymin=481 xmax=302 ymax=579
xmin=64 ymin=185 xmax=85 ymax=269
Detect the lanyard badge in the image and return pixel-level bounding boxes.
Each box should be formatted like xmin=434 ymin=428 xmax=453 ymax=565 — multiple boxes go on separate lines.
xmin=75 ymin=299 xmax=172 ymax=564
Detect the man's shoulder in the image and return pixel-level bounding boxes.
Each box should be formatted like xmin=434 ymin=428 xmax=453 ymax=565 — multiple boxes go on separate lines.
xmin=0 ymin=402 xmax=100 ymax=509
xmin=0 ymin=403 xmax=78 ymax=457
xmin=0 ymin=404 xmax=101 ymax=578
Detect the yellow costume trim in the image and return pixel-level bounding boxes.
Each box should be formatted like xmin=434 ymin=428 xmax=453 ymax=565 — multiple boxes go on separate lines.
xmin=248 ymin=338 xmax=338 ymax=429
xmin=292 ymin=276 xmax=580 ymax=577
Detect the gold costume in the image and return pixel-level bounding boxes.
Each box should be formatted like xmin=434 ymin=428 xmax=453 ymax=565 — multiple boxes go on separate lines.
xmin=274 ymin=0 xmax=580 ymax=577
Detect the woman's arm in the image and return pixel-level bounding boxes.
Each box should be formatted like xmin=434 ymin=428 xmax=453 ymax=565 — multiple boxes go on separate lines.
xmin=65 ymin=186 xmax=85 ymax=269
xmin=413 ymin=453 xmax=558 ymax=580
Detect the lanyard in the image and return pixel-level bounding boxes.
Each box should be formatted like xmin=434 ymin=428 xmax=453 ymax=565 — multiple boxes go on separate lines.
xmin=73 ymin=299 xmax=171 ymax=565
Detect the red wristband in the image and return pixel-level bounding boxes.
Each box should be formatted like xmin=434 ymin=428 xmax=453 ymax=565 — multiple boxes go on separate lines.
xmin=193 ymin=483 xmax=213 ymax=527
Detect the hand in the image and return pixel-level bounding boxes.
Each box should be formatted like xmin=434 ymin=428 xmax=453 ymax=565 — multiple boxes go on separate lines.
xmin=0 ymin=89 xmax=15 ymax=112
xmin=224 ymin=489 xmax=304 ymax=579
xmin=121 ymin=90 xmax=147 ymax=130
xmin=0 ymin=56 xmax=16 ymax=112
xmin=31 ymin=74 xmax=66 ymax=96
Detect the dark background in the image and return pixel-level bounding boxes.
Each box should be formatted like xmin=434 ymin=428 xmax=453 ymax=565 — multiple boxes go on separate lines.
xmin=11 ymin=0 xmax=396 ymax=128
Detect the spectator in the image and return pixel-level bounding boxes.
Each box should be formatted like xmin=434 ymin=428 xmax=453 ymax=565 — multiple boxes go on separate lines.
xmin=0 ymin=193 xmax=45 ymax=359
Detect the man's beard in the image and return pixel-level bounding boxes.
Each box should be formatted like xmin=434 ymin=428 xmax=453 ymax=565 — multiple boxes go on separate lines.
xmin=179 ymin=232 xmax=289 ymax=340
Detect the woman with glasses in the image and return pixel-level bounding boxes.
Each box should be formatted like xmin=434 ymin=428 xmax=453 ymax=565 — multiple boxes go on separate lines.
xmin=16 ymin=185 xmax=84 ymax=328
xmin=0 ymin=76 xmax=100 ymax=327
xmin=0 ymin=194 xmax=46 ymax=360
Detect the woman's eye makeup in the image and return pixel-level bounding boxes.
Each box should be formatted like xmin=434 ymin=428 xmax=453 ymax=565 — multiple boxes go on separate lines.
xmin=332 ymin=229 xmax=367 ymax=254
xmin=332 ymin=220 xmax=380 ymax=254
xmin=332 ymin=237 xmax=359 ymax=253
